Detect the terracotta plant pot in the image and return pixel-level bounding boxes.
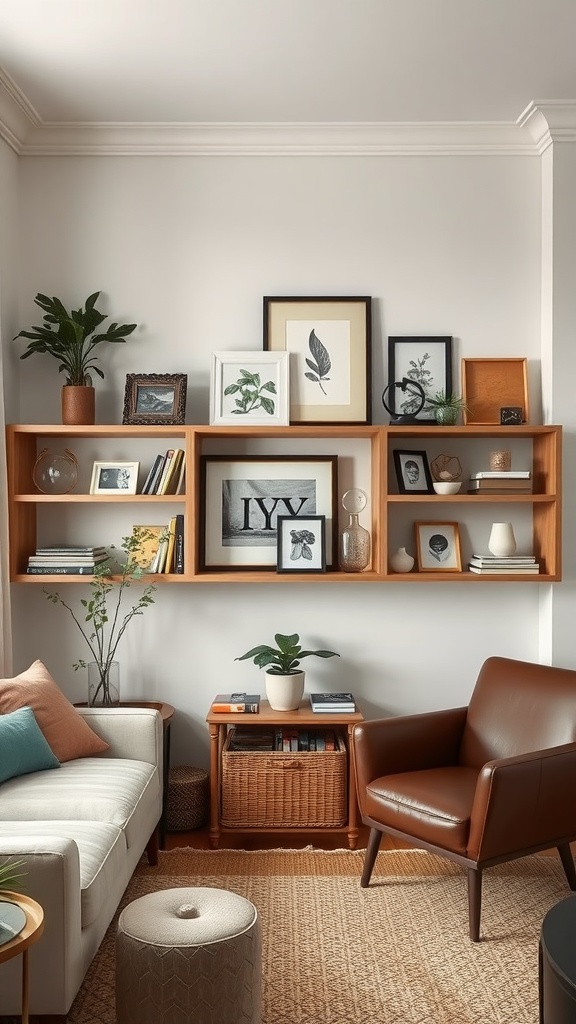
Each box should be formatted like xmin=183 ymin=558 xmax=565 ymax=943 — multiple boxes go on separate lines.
xmin=61 ymin=385 xmax=95 ymax=425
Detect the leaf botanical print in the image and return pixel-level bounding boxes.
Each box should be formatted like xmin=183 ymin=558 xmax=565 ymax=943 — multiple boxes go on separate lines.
xmin=289 ymin=529 xmax=316 ymax=561
xmin=304 ymin=329 xmax=331 ymax=396
xmin=224 ymin=369 xmax=276 ymax=415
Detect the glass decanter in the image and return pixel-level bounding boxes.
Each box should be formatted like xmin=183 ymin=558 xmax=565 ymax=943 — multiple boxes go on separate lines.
xmin=339 ymin=488 xmax=371 ymax=572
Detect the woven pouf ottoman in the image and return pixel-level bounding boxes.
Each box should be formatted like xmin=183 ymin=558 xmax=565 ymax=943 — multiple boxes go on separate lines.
xmin=116 ymin=887 xmax=261 ymax=1024
xmin=167 ymin=765 xmax=209 ymax=831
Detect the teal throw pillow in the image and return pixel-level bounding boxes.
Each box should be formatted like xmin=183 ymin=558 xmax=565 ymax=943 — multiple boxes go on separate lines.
xmin=0 ymin=706 xmax=61 ymax=784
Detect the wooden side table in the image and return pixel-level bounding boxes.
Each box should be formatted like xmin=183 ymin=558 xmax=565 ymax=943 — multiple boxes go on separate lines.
xmin=74 ymin=700 xmax=175 ymax=848
xmin=206 ymin=698 xmax=364 ymax=849
xmin=0 ymin=892 xmax=44 ymax=1024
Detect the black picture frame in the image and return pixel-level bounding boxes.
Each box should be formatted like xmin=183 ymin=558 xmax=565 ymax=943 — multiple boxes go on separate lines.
xmin=122 ymin=373 xmax=187 ymax=425
xmin=276 ymin=515 xmax=327 ymax=574
xmin=263 ymin=296 xmax=372 ymax=425
xmin=387 ymin=337 xmax=452 ymax=422
xmin=393 ymin=449 xmax=434 ymax=494
xmin=199 ymin=455 xmax=338 ymax=571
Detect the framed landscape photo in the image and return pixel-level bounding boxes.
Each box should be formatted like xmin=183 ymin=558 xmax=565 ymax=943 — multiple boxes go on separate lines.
xmin=276 ymin=515 xmax=327 ymax=573
xmin=122 ymin=373 xmax=187 ymax=425
xmin=263 ymin=296 xmax=371 ymax=424
xmin=393 ymin=449 xmax=434 ymax=494
xmin=200 ymin=455 xmax=338 ymax=571
xmin=387 ymin=337 xmax=452 ymax=421
xmin=90 ymin=461 xmax=139 ymax=495
xmin=415 ymin=521 xmax=462 ymax=572
xmin=209 ymin=351 xmax=289 ymax=426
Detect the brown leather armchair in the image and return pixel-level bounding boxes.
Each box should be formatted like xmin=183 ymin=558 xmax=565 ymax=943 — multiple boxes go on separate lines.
xmin=351 ymin=656 xmax=576 ymax=941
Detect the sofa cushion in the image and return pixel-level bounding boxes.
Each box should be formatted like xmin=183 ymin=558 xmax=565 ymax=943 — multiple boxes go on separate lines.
xmin=0 ymin=706 xmax=61 ymax=783
xmin=0 ymin=661 xmax=109 ymax=762
xmin=0 ymin=757 xmax=160 ymax=850
xmin=0 ymin=820 xmax=126 ymax=929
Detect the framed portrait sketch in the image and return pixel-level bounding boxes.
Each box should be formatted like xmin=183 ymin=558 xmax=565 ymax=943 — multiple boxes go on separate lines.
xmin=263 ymin=296 xmax=371 ymax=424
xmin=387 ymin=337 xmax=452 ymax=421
xmin=122 ymin=373 xmax=187 ymax=425
xmin=276 ymin=515 xmax=326 ymax=574
xmin=415 ymin=521 xmax=462 ymax=572
xmin=393 ymin=449 xmax=433 ymax=494
xmin=200 ymin=455 xmax=338 ymax=571
xmin=209 ymin=351 xmax=289 ymax=426
xmin=90 ymin=461 xmax=139 ymax=495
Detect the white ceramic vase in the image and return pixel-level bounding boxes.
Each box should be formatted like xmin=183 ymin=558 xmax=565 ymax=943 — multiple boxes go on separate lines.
xmin=488 ymin=522 xmax=517 ymax=557
xmin=265 ymin=671 xmax=305 ymax=712
xmin=389 ymin=546 xmax=415 ymax=573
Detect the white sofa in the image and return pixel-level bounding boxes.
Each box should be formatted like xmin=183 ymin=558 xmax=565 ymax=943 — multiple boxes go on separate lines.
xmin=0 ymin=706 xmax=163 ymax=1020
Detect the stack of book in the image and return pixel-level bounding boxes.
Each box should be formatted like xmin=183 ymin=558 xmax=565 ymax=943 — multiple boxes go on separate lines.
xmin=468 ymin=554 xmax=540 ymax=575
xmin=132 ymin=516 xmax=184 ymax=574
xmin=210 ymin=693 xmax=261 ymax=714
xmin=26 ymin=545 xmax=108 ymax=575
xmin=309 ymin=692 xmax=356 ymax=713
xmin=467 ymin=471 xmax=532 ymax=494
xmin=141 ymin=448 xmax=186 ymax=495
xmin=228 ymin=727 xmax=274 ymax=750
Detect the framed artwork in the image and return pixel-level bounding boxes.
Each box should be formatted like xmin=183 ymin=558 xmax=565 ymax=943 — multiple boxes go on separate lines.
xmin=122 ymin=373 xmax=187 ymax=425
xmin=90 ymin=461 xmax=139 ymax=495
xmin=263 ymin=296 xmax=372 ymax=424
xmin=209 ymin=351 xmax=289 ymax=426
xmin=276 ymin=515 xmax=327 ymax=573
xmin=415 ymin=521 xmax=462 ymax=572
xmin=461 ymin=358 xmax=529 ymax=425
xmin=200 ymin=455 xmax=338 ymax=571
xmin=393 ymin=449 xmax=434 ymax=494
xmin=387 ymin=337 xmax=452 ymax=421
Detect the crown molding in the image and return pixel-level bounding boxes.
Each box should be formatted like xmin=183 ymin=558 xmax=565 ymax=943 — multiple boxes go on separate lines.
xmin=1 ymin=77 xmax=575 ymax=158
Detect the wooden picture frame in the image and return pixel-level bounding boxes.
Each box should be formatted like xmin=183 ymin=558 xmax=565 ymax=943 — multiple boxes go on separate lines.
xmin=200 ymin=455 xmax=338 ymax=571
xmin=393 ymin=449 xmax=434 ymax=494
xmin=276 ymin=515 xmax=327 ymax=573
xmin=209 ymin=351 xmax=289 ymax=426
xmin=415 ymin=521 xmax=462 ymax=572
xmin=263 ymin=296 xmax=371 ymax=424
xmin=122 ymin=373 xmax=187 ymax=425
xmin=89 ymin=461 xmax=139 ymax=495
xmin=461 ymin=358 xmax=529 ymax=425
xmin=388 ymin=337 xmax=452 ymax=421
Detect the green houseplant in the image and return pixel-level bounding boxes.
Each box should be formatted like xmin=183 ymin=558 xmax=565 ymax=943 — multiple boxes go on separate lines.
xmin=236 ymin=632 xmax=340 ymax=711
xmin=0 ymin=859 xmax=26 ymax=895
xmin=425 ymin=390 xmax=469 ymax=425
xmin=44 ymin=529 xmax=161 ymax=706
xmin=14 ymin=291 xmax=137 ymax=425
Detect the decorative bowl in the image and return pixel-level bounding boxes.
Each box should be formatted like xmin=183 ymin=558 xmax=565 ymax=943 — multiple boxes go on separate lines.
xmin=433 ymin=482 xmax=461 ymax=495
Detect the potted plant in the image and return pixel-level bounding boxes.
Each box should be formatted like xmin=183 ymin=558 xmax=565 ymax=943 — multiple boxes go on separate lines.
xmin=0 ymin=859 xmax=26 ymax=897
xmin=236 ymin=632 xmax=340 ymax=711
xmin=13 ymin=291 xmax=137 ymax=425
xmin=425 ymin=390 xmax=469 ymax=425
xmin=44 ymin=529 xmax=162 ymax=706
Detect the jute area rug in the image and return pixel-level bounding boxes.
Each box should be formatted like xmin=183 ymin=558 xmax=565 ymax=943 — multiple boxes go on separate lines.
xmin=69 ymin=848 xmax=567 ymax=1024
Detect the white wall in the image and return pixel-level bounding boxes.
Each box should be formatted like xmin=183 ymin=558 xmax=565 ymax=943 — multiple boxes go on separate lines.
xmin=7 ymin=151 xmax=547 ymax=768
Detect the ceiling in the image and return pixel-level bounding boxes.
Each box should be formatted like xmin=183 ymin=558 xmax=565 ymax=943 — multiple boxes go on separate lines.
xmin=0 ymin=0 xmax=576 ymax=126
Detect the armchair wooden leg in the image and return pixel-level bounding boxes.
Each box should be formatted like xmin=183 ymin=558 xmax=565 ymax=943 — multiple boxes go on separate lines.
xmin=557 ymin=843 xmax=576 ymax=889
xmin=467 ymin=867 xmax=482 ymax=942
xmin=146 ymin=827 xmax=159 ymax=866
xmin=361 ymin=827 xmax=383 ymax=888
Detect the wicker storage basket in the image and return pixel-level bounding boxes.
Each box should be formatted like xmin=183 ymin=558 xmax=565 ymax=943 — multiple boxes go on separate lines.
xmin=220 ymin=732 xmax=347 ymax=828
xmin=167 ymin=765 xmax=209 ymax=831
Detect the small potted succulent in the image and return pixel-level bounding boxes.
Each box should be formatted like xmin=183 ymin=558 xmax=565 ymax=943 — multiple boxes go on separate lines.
xmin=425 ymin=390 xmax=469 ymax=425
xmin=236 ymin=632 xmax=340 ymax=711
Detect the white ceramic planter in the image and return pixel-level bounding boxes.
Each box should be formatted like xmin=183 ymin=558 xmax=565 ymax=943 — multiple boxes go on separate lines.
xmin=488 ymin=522 xmax=517 ymax=557
xmin=265 ymin=671 xmax=305 ymax=711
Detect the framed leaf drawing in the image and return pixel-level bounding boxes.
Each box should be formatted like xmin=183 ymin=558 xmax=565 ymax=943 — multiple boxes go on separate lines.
xmin=387 ymin=337 xmax=452 ymax=422
xmin=209 ymin=351 xmax=289 ymax=425
xmin=263 ymin=296 xmax=372 ymax=424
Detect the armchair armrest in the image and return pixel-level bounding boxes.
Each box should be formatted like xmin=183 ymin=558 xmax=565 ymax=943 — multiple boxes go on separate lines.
xmin=352 ymin=707 xmax=468 ymax=795
xmin=77 ymin=707 xmax=162 ymax=773
xmin=468 ymin=741 xmax=576 ymax=861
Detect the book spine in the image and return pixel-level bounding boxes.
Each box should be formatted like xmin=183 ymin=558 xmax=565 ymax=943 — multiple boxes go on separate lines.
xmin=141 ymin=454 xmax=163 ymax=495
xmin=26 ymin=565 xmax=97 ymax=575
xmin=174 ymin=514 xmax=184 ymax=573
xmin=211 ymin=702 xmax=260 ymax=713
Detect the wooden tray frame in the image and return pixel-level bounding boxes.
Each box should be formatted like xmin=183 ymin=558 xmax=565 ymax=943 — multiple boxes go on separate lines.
xmin=462 ymin=357 xmax=529 ymax=425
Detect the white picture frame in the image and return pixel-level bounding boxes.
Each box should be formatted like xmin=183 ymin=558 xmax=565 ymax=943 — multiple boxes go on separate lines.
xmin=209 ymin=351 xmax=289 ymax=426
xmin=89 ymin=461 xmax=140 ymax=495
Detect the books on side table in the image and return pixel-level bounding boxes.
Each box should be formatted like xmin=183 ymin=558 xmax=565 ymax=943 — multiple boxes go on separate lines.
xmin=468 ymin=554 xmax=540 ymax=575
xmin=26 ymin=545 xmax=108 ymax=575
xmin=309 ymin=692 xmax=356 ymax=712
xmin=211 ymin=693 xmax=261 ymax=713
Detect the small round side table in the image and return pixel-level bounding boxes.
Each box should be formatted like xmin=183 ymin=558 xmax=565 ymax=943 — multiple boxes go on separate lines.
xmin=0 ymin=892 xmax=44 ymax=1024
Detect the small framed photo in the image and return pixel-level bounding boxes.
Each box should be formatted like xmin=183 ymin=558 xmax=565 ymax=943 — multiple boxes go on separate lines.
xmin=393 ymin=450 xmax=433 ymax=494
xmin=276 ymin=515 xmax=326 ymax=573
xmin=387 ymin=337 xmax=452 ymax=421
xmin=90 ymin=461 xmax=139 ymax=495
xmin=263 ymin=295 xmax=371 ymax=424
xmin=122 ymin=373 xmax=187 ymax=425
xmin=415 ymin=521 xmax=462 ymax=572
xmin=210 ymin=351 xmax=289 ymax=426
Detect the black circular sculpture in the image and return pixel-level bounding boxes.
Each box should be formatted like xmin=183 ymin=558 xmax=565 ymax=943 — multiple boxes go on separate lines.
xmin=381 ymin=377 xmax=426 ymax=424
